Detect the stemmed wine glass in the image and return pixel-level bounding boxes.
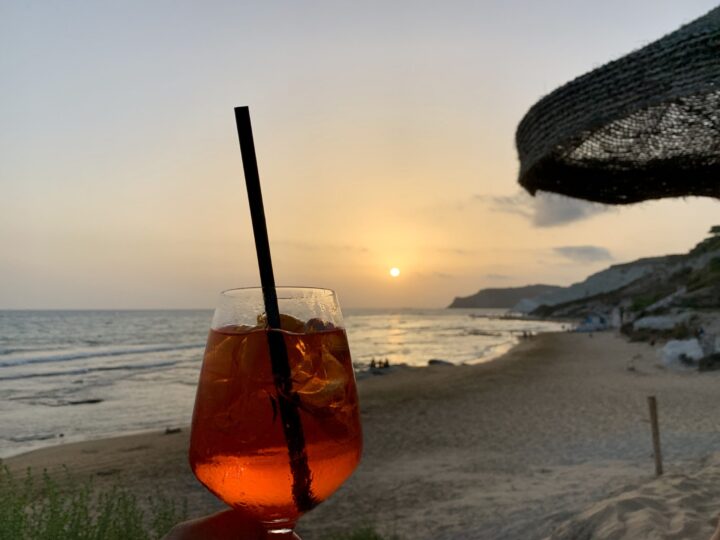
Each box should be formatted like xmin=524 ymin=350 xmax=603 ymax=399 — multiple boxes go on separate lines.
xmin=189 ymin=287 xmax=362 ymax=539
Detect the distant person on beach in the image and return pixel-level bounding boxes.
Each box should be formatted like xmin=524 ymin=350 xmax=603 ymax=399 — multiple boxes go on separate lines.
xmin=370 ymin=359 xmax=376 ymax=369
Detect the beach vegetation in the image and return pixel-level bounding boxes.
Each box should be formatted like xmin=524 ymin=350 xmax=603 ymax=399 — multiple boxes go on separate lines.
xmin=690 ymin=228 xmax=720 ymax=256
xmin=322 ymin=526 xmax=401 ymax=540
xmin=685 ymin=257 xmax=720 ymax=293
xmin=0 ymin=466 xmax=186 ymax=540
xmin=0 ymin=466 xmax=400 ymax=540
xmin=669 ymin=322 xmax=694 ymax=340
xmin=630 ymin=292 xmax=665 ymax=312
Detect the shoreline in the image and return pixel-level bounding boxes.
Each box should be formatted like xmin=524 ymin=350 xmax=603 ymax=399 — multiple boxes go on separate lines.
xmin=5 ymin=332 xmax=720 ymax=539
xmin=0 ymin=309 xmax=567 ymax=462
xmin=0 ymin=323 xmax=557 ymax=461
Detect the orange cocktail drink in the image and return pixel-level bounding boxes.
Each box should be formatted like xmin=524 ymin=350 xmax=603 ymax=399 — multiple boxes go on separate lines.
xmin=189 ymin=288 xmax=362 ymax=534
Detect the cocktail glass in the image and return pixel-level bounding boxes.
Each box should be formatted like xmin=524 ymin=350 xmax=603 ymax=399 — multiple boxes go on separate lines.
xmin=189 ymin=287 xmax=362 ymax=539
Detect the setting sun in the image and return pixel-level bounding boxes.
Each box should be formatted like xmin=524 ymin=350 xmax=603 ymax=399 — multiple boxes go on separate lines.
xmin=389 ymin=267 xmax=401 ymax=278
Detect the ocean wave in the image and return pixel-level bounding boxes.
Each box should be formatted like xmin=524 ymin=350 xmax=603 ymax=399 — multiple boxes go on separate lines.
xmin=0 ymin=360 xmax=179 ymax=381
xmin=8 ymin=432 xmax=60 ymax=443
xmin=464 ymin=329 xmax=501 ymax=337
xmin=0 ymin=346 xmax=59 ymax=356
xmin=0 ymin=343 xmax=204 ymax=368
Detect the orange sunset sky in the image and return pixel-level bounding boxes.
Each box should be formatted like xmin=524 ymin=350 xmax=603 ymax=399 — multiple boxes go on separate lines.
xmin=2 ymin=1 xmax=719 ymax=309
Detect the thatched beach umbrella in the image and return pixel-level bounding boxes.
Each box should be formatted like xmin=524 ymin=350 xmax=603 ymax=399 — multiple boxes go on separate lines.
xmin=516 ymin=7 xmax=720 ymax=204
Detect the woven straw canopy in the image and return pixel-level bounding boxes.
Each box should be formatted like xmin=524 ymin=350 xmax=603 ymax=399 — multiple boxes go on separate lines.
xmin=516 ymin=7 xmax=720 ymax=204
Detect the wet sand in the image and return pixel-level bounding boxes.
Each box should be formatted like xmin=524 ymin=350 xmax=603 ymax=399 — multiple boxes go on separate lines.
xmin=5 ymin=332 xmax=720 ymax=539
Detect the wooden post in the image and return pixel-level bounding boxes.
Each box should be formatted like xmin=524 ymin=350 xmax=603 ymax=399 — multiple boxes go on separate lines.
xmin=647 ymin=396 xmax=663 ymax=476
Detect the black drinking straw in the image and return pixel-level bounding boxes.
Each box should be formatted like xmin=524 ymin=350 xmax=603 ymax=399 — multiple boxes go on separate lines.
xmin=234 ymin=106 xmax=315 ymax=512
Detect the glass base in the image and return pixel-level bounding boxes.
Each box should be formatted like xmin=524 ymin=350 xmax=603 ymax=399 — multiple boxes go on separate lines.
xmin=262 ymin=519 xmax=300 ymax=539
xmin=264 ymin=528 xmax=301 ymax=539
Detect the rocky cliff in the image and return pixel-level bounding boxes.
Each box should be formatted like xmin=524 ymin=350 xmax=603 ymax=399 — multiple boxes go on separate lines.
xmin=448 ymin=284 xmax=563 ymax=308
xmin=523 ymin=228 xmax=720 ymax=320
xmin=448 ymin=228 xmax=720 ymax=322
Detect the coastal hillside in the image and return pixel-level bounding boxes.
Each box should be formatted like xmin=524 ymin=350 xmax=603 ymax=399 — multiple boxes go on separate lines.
xmin=448 ymin=227 xmax=720 ymax=347
xmin=448 ymin=284 xmax=563 ymax=308
xmin=527 ymin=227 xmax=720 ymax=321
xmin=512 ymin=257 xmax=675 ymax=314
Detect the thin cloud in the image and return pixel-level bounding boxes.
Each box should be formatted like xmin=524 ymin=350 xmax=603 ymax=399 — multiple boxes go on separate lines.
xmin=276 ymin=240 xmax=369 ymax=253
xmin=412 ymin=271 xmax=454 ymax=279
xmin=431 ymin=247 xmax=476 ymax=256
xmin=553 ymin=245 xmax=613 ymax=263
xmin=477 ymin=191 xmax=613 ymax=227
xmin=484 ymin=273 xmax=512 ymax=280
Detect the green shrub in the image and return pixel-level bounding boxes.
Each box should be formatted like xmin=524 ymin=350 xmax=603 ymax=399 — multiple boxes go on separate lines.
xmin=0 ymin=467 xmax=400 ymax=540
xmin=631 ymin=294 xmax=661 ymax=312
xmin=0 ymin=467 xmax=186 ymax=540
xmin=323 ymin=527 xmax=400 ymax=540
xmin=669 ymin=322 xmax=693 ymax=340
xmin=687 ymin=260 xmax=720 ymax=291
xmin=689 ymin=232 xmax=720 ymax=256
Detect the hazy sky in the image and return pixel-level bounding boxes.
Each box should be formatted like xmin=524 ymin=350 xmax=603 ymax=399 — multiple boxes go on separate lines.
xmin=2 ymin=1 xmax=719 ymax=309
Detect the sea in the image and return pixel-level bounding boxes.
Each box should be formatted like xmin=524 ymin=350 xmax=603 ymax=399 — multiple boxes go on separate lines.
xmin=0 ymin=309 xmax=566 ymax=458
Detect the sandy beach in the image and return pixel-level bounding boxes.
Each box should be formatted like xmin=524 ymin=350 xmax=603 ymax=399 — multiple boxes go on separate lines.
xmin=5 ymin=331 xmax=720 ymax=539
